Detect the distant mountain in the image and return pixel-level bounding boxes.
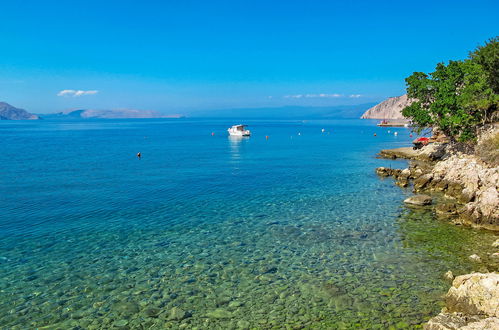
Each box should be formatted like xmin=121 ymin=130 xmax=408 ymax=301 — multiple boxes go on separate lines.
xmin=360 ymin=95 xmax=412 ymax=119
xmin=191 ymin=103 xmax=377 ymax=119
xmin=0 ymin=102 xmax=40 ymax=120
xmin=43 ymin=109 xmax=183 ymax=119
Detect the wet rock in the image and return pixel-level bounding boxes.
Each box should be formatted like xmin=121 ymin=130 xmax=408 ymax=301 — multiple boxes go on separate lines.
xmin=404 ymin=195 xmax=432 ymax=206
xmin=395 ymin=177 xmax=409 ymax=187
xmin=375 ymin=167 xmax=401 ymax=177
xmin=414 ymin=174 xmax=433 ymax=191
xmin=169 ymin=307 xmax=190 ymax=321
xmin=436 ymin=203 xmax=459 ymax=218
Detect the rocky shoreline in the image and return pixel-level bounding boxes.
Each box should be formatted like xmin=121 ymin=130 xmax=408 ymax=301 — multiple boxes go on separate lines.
xmin=376 ymin=134 xmax=499 ymax=329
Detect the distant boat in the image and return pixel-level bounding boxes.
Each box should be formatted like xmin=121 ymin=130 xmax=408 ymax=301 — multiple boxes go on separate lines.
xmin=227 ymin=125 xmax=251 ymax=137
xmin=377 ymin=119 xmax=409 ymax=127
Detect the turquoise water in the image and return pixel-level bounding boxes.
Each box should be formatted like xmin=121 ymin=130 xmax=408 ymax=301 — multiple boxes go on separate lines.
xmin=1 ymin=119 xmax=497 ymax=329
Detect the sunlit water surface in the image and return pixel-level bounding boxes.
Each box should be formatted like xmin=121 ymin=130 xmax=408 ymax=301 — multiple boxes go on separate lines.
xmin=1 ymin=119 xmax=497 ymax=329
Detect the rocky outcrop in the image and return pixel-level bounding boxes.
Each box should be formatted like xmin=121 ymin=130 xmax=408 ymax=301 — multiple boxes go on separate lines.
xmin=429 ymin=154 xmax=499 ymax=230
xmin=361 ymin=94 xmax=413 ymax=119
xmin=425 ymin=273 xmax=499 ymax=329
xmin=377 ymin=141 xmax=499 ymax=230
xmin=404 ymin=194 xmax=432 ymax=206
xmin=0 ymin=102 xmax=39 ymax=120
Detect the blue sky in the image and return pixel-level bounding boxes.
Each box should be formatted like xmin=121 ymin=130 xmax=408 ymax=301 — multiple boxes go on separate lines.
xmin=0 ymin=0 xmax=497 ymax=114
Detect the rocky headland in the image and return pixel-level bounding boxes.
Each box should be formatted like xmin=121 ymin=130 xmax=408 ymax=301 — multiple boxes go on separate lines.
xmin=376 ymin=124 xmax=499 ymax=328
xmin=0 ymin=102 xmax=39 ymax=120
xmin=361 ymin=94 xmax=413 ymax=120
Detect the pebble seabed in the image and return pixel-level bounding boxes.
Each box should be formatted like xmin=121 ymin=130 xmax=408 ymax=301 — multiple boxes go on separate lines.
xmin=1 ymin=120 xmax=498 ymax=329
xmin=1 ymin=193 xmax=498 ymax=329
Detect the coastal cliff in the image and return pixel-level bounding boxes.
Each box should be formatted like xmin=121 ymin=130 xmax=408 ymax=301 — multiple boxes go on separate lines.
xmin=360 ymin=94 xmax=412 ymax=120
xmin=0 ymin=102 xmax=39 ymax=120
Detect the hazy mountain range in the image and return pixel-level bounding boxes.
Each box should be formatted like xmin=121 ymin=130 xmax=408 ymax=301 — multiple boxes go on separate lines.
xmin=0 ymin=99 xmax=412 ymax=121
xmin=42 ymin=109 xmax=183 ymax=119
xmin=190 ymin=103 xmax=378 ymax=119
xmin=0 ymin=102 xmax=40 ymax=120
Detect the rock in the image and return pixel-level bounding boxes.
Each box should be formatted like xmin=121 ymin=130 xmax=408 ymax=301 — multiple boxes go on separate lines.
xmin=404 ymin=195 xmax=432 ymax=206
xmin=395 ymin=177 xmax=409 ymax=187
xmin=376 ymin=167 xmax=391 ymax=177
xmin=361 ymin=94 xmax=412 ymax=119
xmin=169 ymin=307 xmax=190 ymax=321
xmin=375 ymin=167 xmax=401 ymax=177
xmin=418 ymin=143 xmax=447 ymax=161
xmin=424 ymin=313 xmax=481 ymax=330
xmin=379 ymin=147 xmax=420 ymax=160
xmin=206 ymin=308 xmax=232 ymax=319
xmin=444 ymin=271 xmax=454 ymax=281
xmin=426 ymin=273 xmax=499 ymax=329
xmin=144 ymin=307 xmax=161 ymax=318
xmin=436 ymin=203 xmax=459 ymax=218
xmin=461 ymin=317 xmax=499 ymax=329
xmin=414 ymin=174 xmax=433 ymax=191
xmin=446 ymin=273 xmax=499 ymax=317
xmin=468 ymin=254 xmax=482 ymax=262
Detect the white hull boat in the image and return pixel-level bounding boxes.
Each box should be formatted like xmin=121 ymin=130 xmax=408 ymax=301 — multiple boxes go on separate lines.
xmin=227 ymin=125 xmax=251 ymax=137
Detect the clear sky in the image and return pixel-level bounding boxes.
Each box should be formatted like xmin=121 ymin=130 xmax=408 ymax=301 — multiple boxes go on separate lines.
xmin=0 ymin=0 xmax=497 ymax=114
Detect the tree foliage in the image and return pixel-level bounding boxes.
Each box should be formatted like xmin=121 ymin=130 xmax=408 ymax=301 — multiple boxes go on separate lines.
xmin=402 ymin=38 xmax=499 ymax=142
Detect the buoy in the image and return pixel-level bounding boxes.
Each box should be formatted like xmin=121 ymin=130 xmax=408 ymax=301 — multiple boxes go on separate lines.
xmin=410 ymin=134 xmax=413 ymax=137
xmin=298 ymin=132 xmax=301 ymax=136
xmin=374 ymin=133 xmax=377 ymax=137
xmin=388 ymin=130 xmax=391 ymax=133
xmin=394 ymin=132 xmax=398 ymax=136
xmin=265 ymin=135 xmax=269 ymax=140
xmin=137 ymin=152 xmax=141 ymax=160
xmin=211 ymin=132 xmax=215 ymax=136
xmin=321 ymin=128 xmax=325 ymax=133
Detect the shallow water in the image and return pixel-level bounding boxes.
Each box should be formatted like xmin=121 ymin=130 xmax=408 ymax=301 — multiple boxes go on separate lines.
xmin=0 ymin=119 xmax=497 ymax=329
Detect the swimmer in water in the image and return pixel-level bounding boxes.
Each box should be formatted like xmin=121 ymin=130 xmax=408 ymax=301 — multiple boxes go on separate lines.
xmin=137 ymin=152 xmax=141 ymax=159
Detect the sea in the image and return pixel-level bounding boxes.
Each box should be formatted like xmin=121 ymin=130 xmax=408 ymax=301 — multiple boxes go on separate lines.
xmin=1 ymin=118 xmax=497 ymax=329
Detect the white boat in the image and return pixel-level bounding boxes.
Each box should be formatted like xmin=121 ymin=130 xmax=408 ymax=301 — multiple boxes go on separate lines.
xmin=227 ymin=125 xmax=251 ymax=137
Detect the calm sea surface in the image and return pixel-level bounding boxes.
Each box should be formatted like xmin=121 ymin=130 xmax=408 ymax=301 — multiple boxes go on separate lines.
xmin=1 ymin=119 xmax=497 ymax=329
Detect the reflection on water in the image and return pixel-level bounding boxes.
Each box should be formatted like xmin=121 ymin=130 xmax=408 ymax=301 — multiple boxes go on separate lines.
xmin=228 ymin=135 xmax=249 ymax=162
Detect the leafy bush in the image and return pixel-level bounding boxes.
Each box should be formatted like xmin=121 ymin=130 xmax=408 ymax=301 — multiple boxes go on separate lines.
xmin=402 ymin=38 xmax=499 ymax=142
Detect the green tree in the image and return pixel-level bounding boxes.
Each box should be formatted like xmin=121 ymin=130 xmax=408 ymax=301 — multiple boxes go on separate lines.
xmin=402 ymin=38 xmax=498 ymax=142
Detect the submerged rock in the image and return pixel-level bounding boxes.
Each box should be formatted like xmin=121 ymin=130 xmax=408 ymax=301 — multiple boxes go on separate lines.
xmin=169 ymin=307 xmax=190 ymax=321
xmin=404 ymin=195 xmax=432 ymax=206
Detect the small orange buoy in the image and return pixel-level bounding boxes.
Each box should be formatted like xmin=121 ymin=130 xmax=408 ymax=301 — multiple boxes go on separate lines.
xmin=266 ymin=135 xmax=269 ymax=140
